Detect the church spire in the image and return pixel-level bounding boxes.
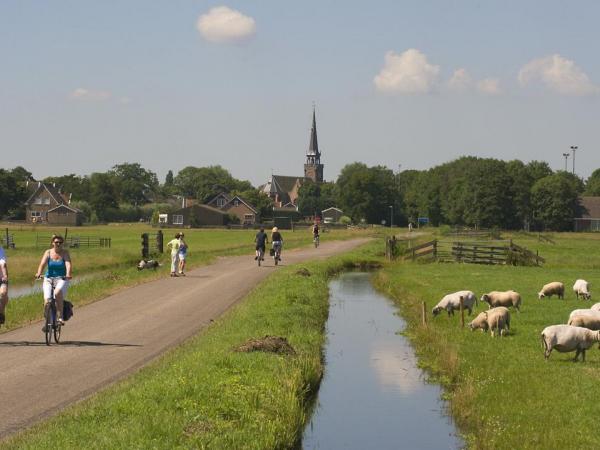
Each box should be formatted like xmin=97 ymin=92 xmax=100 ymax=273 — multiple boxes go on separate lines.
xmin=304 ymin=105 xmax=324 ymax=183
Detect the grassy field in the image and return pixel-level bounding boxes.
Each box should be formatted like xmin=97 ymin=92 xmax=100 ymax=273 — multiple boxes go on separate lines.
xmin=375 ymin=231 xmax=600 ymax=449
xmin=2 ymin=240 xmax=382 ymax=449
xmin=1 ymin=223 xmax=370 ymax=333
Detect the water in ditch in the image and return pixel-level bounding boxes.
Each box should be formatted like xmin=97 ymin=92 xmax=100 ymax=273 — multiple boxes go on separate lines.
xmin=302 ymin=272 xmax=463 ymax=450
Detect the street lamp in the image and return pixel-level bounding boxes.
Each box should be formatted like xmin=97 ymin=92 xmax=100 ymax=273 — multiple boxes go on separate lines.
xmin=389 ymin=205 xmax=393 ymax=228
xmin=562 ymin=153 xmax=570 ymax=172
xmin=570 ymin=145 xmax=578 ymax=174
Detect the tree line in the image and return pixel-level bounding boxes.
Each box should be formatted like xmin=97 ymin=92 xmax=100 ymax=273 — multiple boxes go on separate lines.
xmin=2 ymin=157 xmax=599 ymax=230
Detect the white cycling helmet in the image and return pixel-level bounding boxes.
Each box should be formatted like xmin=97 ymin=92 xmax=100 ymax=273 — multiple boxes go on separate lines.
xmin=272 ymin=227 xmax=278 ymax=232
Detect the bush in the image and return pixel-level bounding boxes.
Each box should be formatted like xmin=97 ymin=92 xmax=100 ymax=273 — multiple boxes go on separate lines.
xmin=339 ymin=216 xmax=352 ymax=225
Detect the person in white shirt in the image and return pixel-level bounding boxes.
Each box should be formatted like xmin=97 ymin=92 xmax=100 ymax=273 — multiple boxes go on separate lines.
xmin=0 ymin=246 xmax=8 ymax=326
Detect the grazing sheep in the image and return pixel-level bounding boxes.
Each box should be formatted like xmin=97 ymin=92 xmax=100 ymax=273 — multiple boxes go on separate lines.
xmin=137 ymin=259 xmax=161 ymax=270
xmin=538 ymin=282 xmax=565 ymax=300
xmin=480 ymin=291 xmax=521 ymax=312
xmin=469 ymin=307 xmax=510 ymax=337
xmin=432 ymin=290 xmax=477 ymax=317
xmin=573 ymin=279 xmax=591 ymax=301
xmin=568 ymin=314 xmax=600 ymax=331
xmin=540 ymin=324 xmax=600 ymax=362
xmin=568 ymin=309 xmax=600 ymax=322
xmin=591 ymin=303 xmax=600 ymax=312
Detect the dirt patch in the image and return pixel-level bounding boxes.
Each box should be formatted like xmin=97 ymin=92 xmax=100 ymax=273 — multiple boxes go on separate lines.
xmin=236 ymin=335 xmax=296 ymax=355
xmin=295 ymin=268 xmax=311 ymax=277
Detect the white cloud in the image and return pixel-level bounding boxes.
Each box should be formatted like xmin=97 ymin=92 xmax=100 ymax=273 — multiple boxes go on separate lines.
xmin=196 ymin=6 xmax=256 ymax=43
xmin=374 ymin=49 xmax=440 ymax=94
xmin=518 ymin=54 xmax=599 ymax=95
xmin=477 ymin=78 xmax=501 ymax=95
xmin=69 ymin=88 xmax=111 ymax=101
xmin=447 ymin=68 xmax=472 ymax=91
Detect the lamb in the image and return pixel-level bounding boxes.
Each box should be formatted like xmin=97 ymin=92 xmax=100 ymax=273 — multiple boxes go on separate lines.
xmin=540 ymin=324 xmax=600 ymax=362
xmin=432 ymin=290 xmax=477 ymax=317
xmin=573 ymin=279 xmax=591 ymax=301
xmin=480 ymin=291 xmax=521 ymax=312
xmin=469 ymin=307 xmax=510 ymax=337
xmin=568 ymin=314 xmax=600 ymax=331
xmin=538 ymin=282 xmax=564 ymax=300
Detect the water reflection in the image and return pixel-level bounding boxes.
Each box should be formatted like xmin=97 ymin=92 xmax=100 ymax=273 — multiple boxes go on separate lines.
xmin=302 ymin=272 xmax=462 ymax=450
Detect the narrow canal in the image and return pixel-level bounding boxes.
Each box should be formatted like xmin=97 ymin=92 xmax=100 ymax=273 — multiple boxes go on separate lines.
xmin=302 ymin=272 xmax=463 ymax=450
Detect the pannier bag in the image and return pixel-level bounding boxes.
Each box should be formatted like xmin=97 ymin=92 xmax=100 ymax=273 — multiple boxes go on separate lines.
xmin=269 ymin=248 xmax=275 ymax=256
xmin=63 ymin=300 xmax=74 ymax=321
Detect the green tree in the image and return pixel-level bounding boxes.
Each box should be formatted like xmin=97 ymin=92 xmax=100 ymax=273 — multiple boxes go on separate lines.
xmin=0 ymin=169 xmax=28 ymax=218
xmin=43 ymin=174 xmax=90 ymax=201
xmin=531 ymin=173 xmax=579 ymax=231
xmin=174 ymin=165 xmax=252 ymax=202
xmin=109 ymin=163 xmax=159 ymax=205
xmin=88 ymin=172 xmax=119 ymax=222
xmin=585 ymin=168 xmax=600 ymax=195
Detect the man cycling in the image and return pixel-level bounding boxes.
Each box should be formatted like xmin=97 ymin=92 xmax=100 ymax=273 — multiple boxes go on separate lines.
xmin=271 ymin=227 xmax=283 ymax=262
xmin=254 ymin=227 xmax=268 ymax=261
xmin=0 ymin=245 xmax=8 ymax=326
xmin=312 ymin=222 xmax=320 ymax=247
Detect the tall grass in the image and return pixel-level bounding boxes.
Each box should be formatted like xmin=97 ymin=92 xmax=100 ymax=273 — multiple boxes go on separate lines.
xmin=375 ymin=231 xmax=600 ymax=449
xmin=2 ymin=240 xmax=382 ymax=449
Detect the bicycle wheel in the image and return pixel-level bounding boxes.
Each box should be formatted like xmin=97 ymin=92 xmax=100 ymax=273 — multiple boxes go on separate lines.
xmin=54 ymin=321 xmax=61 ymax=343
xmin=44 ymin=304 xmax=53 ymax=346
xmin=258 ymin=249 xmax=262 ymax=266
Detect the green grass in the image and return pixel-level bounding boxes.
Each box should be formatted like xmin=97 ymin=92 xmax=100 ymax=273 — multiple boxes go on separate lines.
xmin=1 ymin=224 xmax=371 ymax=333
xmin=2 ymin=240 xmax=382 ymax=449
xmin=374 ymin=231 xmax=600 ymax=449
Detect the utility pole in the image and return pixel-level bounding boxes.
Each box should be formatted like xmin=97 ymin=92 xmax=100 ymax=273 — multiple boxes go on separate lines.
xmin=570 ymin=145 xmax=578 ymax=174
xmin=389 ymin=205 xmax=393 ymax=228
xmin=562 ymin=153 xmax=570 ymax=172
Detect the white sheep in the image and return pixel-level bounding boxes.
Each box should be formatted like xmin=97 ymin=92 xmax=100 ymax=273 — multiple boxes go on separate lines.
xmin=480 ymin=290 xmax=521 ymax=312
xmin=573 ymin=279 xmax=591 ymax=301
xmin=432 ymin=290 xmax=477 ymax=317
xmin=568 ymin=314 xmax=600 ymax=331
xmin=568 ymin=309 xmax=600 ymax=322
xmin=538 ymin=282 xmax=564 ymax=300
xmin=590 ymin=303 xmax=600 ymax=312
xmin=468 ymin=307 xmax=510 ymax=337
xmin=541 ymin=324 xmax=600 ymax=362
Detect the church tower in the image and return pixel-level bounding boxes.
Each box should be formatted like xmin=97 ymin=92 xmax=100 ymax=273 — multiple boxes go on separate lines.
xmin=304 ymin=108 xmax=324 ymax=183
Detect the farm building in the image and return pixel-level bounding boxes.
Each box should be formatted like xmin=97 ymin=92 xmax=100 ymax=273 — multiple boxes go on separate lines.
xmin=322 ymin=207 xmax=344 ymax=223
xmin=574 ymin=197 xmax=600 ymax=232
xmin=24 ymin=182 xmax=83 ymax=226
xmin=168 ymin=204 xmax=228 ymax=227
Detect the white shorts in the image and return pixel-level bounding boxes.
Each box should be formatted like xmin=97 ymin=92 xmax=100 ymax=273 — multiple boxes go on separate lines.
xmin=178 ymin=253 xmax=186 ymax=261
xmin=43 ymin=277 xmax=69 ymax=301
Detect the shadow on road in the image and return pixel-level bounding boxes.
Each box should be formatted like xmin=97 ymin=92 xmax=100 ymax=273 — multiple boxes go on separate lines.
xmin=0 ymin=341 xmax=142 ymax=347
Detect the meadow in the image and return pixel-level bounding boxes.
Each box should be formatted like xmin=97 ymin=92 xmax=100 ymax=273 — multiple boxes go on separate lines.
xmin=1 ymin=239 xmax=382 ymax=449
xmin=1 ymin=223 xmax=367 ymax=332
xmin=375 ymin=231 xmax=600 ymax=449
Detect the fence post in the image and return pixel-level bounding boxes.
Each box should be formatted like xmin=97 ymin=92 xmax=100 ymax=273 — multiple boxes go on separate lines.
xmin=157 ymin=230 xmax=164 ymax=253
xmin=64 ymin=228 xmax=68 ymax=241
xmin=422 ymin=301 xmax=427 ymax=327
xmin=460 ymin=297 xmax=465 ymax=328
xmin=433 ymin=240 xmax=437 ymax=259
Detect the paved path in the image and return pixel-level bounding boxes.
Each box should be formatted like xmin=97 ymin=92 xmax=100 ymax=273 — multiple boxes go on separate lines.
xmin=0 ymin=238 xmax=369 ymax=439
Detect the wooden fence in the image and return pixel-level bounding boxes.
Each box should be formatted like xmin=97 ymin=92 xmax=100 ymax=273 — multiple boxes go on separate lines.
xmin=1 ymin=229 xmax=15 ymax=248
xmin=403 ymin=239 xmax=544 ymax=266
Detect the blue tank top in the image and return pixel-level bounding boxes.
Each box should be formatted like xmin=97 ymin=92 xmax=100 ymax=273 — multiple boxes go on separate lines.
xmin=46 ymin=255 xmax=66 ymax=277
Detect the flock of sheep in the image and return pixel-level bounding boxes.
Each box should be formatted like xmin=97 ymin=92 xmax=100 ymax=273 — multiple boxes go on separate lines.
xmin=432 ymin=279 xmax=600 ymax=362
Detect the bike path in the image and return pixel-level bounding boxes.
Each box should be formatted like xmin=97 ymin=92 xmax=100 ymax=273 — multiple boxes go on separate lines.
xmin=0 ymin=238 xmax=370 ymax=439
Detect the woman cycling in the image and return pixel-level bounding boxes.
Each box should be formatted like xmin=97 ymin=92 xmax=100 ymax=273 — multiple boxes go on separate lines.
xmin=35 ymin=235 xmax=72 ymax=325
xmin=271 ymin=227 xmax=283 ymax=262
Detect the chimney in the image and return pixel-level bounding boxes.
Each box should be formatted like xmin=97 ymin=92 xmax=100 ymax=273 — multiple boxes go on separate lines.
xmin=69 ymin=193 xmax=72 ymax=205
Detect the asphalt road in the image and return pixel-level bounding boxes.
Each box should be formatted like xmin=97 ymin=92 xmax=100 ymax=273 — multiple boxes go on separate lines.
xmin=0 ymin=237 xmax=370 ymax=439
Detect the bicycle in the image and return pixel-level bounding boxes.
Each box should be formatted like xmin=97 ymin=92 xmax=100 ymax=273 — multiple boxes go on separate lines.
xmin=257 ymin=246 xmax=265 ymax=266
xmin=313 ymin=234 xmax=320 ymax=248
xmin=272 ymin=242 xmax=282 ymax=265
xmin=38 ymin=277 xmax=64 ymax=345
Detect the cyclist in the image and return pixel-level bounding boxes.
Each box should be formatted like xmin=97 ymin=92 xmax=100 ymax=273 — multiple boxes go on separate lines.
xmin=0 ymin=245 xmax=8 ymax=326
xmin=177 ymin=233 xmax=188 ymax=276
xmin=312 ymin=222 xmax=320 ymax=246
xmin=35 ymin=235 xmax=72 ymax=326
xmin=254 ymin=227 xmax=268 ymax=261
xmin=271 ymin=227 xmax=283 ymax=262
xmin=166 ymin=233 xmax=181 ymax=277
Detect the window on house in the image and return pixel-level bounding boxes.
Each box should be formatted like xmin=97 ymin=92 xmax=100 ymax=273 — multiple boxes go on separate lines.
xmin=44 ymin=197 xmax=50 ymax=204
xmin=172 ymin=215 xmax=184 ymax=225
xmin=217 ymin=198 xmax=226 ymax=207
xmin=31 ymin=211 xmax=42 ymax=218
xmin=234 ymin=199 xmax=240 ymax=206
xmin=244 ymin=214 xmax=254 ymax=223
xmin=35 ymin=197 xmax=43 ymax=204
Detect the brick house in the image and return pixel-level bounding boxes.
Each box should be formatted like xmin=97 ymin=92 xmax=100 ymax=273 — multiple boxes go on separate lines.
xmin=168 ymin=204 xmax=228 ymax=227
xmin=25 ymin=182 xmax=83 ymax=225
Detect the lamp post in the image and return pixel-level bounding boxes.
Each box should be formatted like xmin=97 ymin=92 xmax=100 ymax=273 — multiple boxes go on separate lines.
xmin=389 ymin=205 xmax=393 ymax=228
xmin=562 ymin=153 xmax=570 ymax=172
xmin=570 ymin=145 xmax=578 ymax=174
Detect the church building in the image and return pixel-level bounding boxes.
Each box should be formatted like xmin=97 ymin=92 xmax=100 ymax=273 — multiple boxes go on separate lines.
xmin=261 ymin=108 xmax=324 ymax=208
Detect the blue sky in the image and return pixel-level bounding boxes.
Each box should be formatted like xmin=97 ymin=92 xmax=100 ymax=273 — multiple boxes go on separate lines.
xmin=2 ymin=1 xmax=600 ymax=186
